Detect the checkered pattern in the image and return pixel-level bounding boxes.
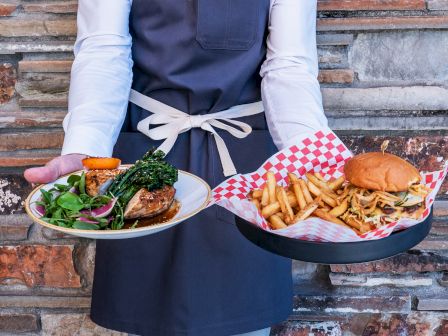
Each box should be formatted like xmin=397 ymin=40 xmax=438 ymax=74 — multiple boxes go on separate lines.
xmin=211 ymin=130 xmax=448 ymax=243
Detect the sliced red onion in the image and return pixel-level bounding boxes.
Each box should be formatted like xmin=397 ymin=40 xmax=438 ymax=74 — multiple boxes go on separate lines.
xmin=91 ymin=198 xmax=117 ymax=217
xmin=35 ymin=204 xmax=46 ymax=217
xmin=80 ymin=198 xmax=117 ymax=218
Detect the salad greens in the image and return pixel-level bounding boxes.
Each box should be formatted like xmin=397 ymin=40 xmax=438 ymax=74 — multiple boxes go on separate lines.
xmin=37 ymin=173 xmax=118 ymax=230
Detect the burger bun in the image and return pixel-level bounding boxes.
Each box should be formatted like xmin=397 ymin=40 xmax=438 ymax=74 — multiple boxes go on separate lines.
xmin=344 ymin=152 xmax=421 ymax=192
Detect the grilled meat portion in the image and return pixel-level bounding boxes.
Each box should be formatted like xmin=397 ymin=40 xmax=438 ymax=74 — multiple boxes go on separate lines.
xmin=124 ymin=185 xmax=176 ymax=219
xmin=85 ymin=169 xmax=124 ymax=197
xmin=85 ymin=168 xmax=176 ymax=219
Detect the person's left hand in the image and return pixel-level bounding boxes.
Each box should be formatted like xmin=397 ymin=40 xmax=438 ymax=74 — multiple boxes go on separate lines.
xmin=24 ymin=154 xmax=87 ymax=184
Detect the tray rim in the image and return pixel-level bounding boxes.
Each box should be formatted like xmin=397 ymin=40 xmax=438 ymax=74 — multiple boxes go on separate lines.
xmin=240 ymin=211 xmax=433 ymax=245
xmin=25 ymin=167 xmax=211 ymax=236
xmin=235 ymin=210 xmax=433 ymax=264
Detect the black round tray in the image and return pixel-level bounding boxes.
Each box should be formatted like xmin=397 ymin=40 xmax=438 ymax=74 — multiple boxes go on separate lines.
xmin=235 ymin=211 xmax=433 ymax=264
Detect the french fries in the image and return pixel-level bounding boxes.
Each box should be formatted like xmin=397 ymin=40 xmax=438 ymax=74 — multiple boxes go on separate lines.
xmin=298 ymin=179 xmax=313 ymax=204
xmin=306 ymin=173 xmax=334 ymax=195
xmin=329 ymin=176 xmax=345 ymax=190
xmin=261 ymin=202 xmax=281 ymax=218
xmin=248 ymin=170 xmax=377 ymax=235
xmin=329 ymin=197 xmax=349 ymax=217
xmin=344 ymin=216 xmax=371 ymax=234
xmin=314 ymin=172 xmax=325 ymax=181
xmin=313 ymin=208 xmax=348 ymax=227
xmin=288 ymin=173 xmax=306 ymax=209
xmin=307 ymin=181 xmax=337 ymax=208
xmin=261 ymin=187 xmax=269 ymax=206
xmin=277 ymin=187 xmax=294 ymax=223
xmin=276 ymin=212 xmax=286 ymax=221
xmin=293 ymin=197 xmax=320 ymax=222
xmin=251 ymin=189 xmax=263 ymax=199
xmin=266 ymin=172 xmax=277 ymax=204
xmin=269 ymin=214 xmax=288 ymax=229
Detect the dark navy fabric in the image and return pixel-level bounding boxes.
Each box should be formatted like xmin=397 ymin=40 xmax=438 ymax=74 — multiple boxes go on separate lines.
xmin=90 ymin=1 xmax=293 ymax=335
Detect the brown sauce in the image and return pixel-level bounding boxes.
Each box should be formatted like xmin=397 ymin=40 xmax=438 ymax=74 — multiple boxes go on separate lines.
xmin=124 ymin=200 xmax=181 ymax=229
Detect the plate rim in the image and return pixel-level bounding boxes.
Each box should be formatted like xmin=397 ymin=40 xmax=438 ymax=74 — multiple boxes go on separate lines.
xmin=24 ymin=167 xmax=211 ymax=236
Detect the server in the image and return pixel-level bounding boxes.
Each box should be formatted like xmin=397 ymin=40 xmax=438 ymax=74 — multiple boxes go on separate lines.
xmin=24 ymin=1 xmax=329 ymax=335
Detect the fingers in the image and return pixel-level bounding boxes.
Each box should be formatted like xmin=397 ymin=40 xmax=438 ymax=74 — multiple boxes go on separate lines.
xmin=24 ymin=165 xmax=59 ymax=184
xmin=24 ymin=154 xmax=86 ymax=184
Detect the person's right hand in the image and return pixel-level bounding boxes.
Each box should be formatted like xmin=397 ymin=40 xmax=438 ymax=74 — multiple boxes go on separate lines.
xmin=24 ymin=154 xmax=87 ymax=184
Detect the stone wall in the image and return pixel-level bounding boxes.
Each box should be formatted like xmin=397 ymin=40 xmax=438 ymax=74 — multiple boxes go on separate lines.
xmin=0 ymin=1 xmax=447 ymax=335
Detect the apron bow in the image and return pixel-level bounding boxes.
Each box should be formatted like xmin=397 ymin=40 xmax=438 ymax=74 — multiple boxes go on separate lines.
xmin=129 ymin=89 xmax=264 ymax=176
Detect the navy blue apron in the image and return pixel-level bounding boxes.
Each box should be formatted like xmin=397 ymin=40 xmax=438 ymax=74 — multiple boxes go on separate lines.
xmin=90 ymin=1 xmax=293 ymax=335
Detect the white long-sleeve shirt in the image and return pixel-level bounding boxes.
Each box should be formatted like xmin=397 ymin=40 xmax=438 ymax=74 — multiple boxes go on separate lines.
xmin=62 ymin=0 xmax=328 ymax=157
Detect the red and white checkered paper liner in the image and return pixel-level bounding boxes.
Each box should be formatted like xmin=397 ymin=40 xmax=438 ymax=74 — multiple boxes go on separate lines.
xmin=211 ymin=130 xmax=448 ymax=242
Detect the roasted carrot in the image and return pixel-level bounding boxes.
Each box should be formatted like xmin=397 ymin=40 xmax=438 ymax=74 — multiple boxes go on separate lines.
xmin=82 ymin=157 xmax=121 ymax=170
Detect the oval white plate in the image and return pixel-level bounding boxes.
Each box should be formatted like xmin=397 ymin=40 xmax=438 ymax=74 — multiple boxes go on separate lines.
xmin=25 ymin=167 xmax=211 ymax=239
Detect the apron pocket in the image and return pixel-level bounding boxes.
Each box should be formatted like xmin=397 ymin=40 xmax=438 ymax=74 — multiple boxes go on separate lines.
xmin=196 ymin=0 xmax=260 ymax=50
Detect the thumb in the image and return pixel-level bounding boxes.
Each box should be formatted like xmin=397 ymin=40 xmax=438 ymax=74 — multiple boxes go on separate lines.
xmin=24 ymin=154 xmax=86 ymax=184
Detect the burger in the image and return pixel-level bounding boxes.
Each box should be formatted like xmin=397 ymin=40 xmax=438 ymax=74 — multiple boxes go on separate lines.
xmin=341 ymin=152 xmax=429 ymax=230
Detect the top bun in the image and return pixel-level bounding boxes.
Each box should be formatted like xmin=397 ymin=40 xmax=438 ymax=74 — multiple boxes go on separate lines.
xmin=344 ymin=152 xmax=421 ymax=192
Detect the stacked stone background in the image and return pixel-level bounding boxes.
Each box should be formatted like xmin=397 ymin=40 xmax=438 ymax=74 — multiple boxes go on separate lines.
xmin=0 ymin=0 xmax=447 ymax=335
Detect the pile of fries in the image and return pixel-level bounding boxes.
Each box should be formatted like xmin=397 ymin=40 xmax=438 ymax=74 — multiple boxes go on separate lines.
xmin=249 ymin=171 xmax=430 ymax=234
xmin=248 ymin=171 xmax=371 ymax=234
xmin=249 ymin=171 xmax=350 ymax=231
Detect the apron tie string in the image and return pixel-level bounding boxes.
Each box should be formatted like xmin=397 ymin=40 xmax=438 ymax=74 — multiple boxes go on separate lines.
xmin=129 ymin=89 xmax=264 ymax=176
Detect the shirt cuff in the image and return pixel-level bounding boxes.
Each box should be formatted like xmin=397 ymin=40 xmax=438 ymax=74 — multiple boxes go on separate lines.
xmin=61 ymin=125 xmax=115 ymax=157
